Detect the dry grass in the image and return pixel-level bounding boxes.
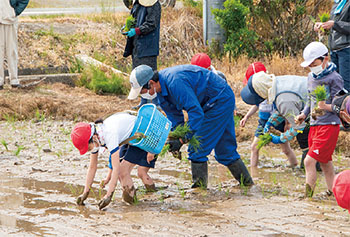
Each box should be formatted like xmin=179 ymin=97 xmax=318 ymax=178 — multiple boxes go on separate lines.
xmin=0 ymin=84 xmax=136 ymax=121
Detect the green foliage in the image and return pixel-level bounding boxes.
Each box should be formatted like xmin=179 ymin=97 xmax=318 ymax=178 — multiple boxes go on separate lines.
xmin=216 ymin=0 xmax=328 ymax=57
xmin=69 ymin=58 xmax=84 ymax=73
xmin=313 ymin=85 xmax=328 ymax=103
xmin=257 ymin=133 xmax=272 ymax=149
xmin=212 ymin=0 xmax=259 ymax=59
xmin=319 ymin=12 xmax=330 ymax=23
xmin=124 ymin=15 xmax=135 ymax=32
xmin=78 ymin=65 xmax=129 ymax=95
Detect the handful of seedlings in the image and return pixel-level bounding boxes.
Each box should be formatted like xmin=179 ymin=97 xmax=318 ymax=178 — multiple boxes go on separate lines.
xmin=257 ymin=133 xmax=272 ymax=149
xmin=312 ymin=85 xmax=328 ymax=119
xmin=124 ymin=15 xmax=135 ymax=32
xmin=160 ymin=123 xmax=201 ymax=159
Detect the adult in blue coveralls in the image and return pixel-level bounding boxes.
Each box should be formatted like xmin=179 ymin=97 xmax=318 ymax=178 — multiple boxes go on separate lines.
xmin=127 ymin=64 xmax=254 ymax=188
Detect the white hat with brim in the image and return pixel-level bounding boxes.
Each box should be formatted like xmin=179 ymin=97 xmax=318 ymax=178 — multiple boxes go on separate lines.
xmin=139 ymin=0 xmax=157 ymax=7
xmin=127 ymin=65 xmax=154 ymax=100
xmin=301 ymin=41 xmax=329 ymax=67
xmin=128 ymin=87 xmax=143 ymax=100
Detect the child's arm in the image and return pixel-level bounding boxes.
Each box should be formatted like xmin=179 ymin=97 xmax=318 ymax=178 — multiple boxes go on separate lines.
xmin=240 ymin=105 xmax=258 ymax=127
xmin=263 ymin=111 xmax=285 ymax=133
xmin=77 ymin=153 xmax=98 ymax=205
xmin=105 ymin=152 xmax=121 ymax=198
xmin=101 ymin=168 xmax=113 ymax=188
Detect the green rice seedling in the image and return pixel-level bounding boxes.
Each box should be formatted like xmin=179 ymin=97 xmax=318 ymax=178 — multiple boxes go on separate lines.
xmin=124 ymin=15 xmax=135 ymax=32
xmin=234 ymin=115 xmax=241 ymax=128
xmin=1 ymin=139 xmax=9 ymax=151
xmin=257 ymin=133 xmax=272 ymax=149
xmin=14 ymin=145 xmax=25 ymax=157
xmin=318 ymin=12 xmax=330 ymax=23
xmin=313 ymin=85 xmax=328 ymax=103
xmin=311 ymin=85 xmax=328 ymax=119
xmin=159 ymin=144 xmax=170 ymax=157
xmin=169 ymin=123 xmax=201 ymax=151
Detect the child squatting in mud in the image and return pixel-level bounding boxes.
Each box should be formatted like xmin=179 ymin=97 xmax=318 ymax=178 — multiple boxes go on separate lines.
xmin=71 ymin=110 xmax=158 ymax=210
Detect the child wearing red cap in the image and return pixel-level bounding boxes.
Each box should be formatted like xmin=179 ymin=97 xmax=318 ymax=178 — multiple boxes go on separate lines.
xmin=71 ymin=112 xmax=157 ymax=210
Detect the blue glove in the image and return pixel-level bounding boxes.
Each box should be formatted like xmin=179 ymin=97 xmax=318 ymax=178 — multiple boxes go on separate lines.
xmin=270 ymin=134 xmax=283 ymax=144
xmin=264 ymin=121 xmax=273 ymax=133
xmin=127 ymin=28 xmax=136 ymax=37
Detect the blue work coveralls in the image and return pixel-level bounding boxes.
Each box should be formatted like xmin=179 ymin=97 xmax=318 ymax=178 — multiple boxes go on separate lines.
xmin=157 ymin=65 xmax=240 ymax=166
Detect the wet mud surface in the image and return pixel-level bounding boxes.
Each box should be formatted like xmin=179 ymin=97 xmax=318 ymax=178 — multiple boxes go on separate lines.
xmin=0 ymin=120 xmax=350 ymax=236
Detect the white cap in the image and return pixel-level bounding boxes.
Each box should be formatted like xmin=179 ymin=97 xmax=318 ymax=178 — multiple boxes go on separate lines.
xmin=127 ymin=65 xmax=154 ymax=100
xmin=301 ymin=41 xmax=329 ymax=67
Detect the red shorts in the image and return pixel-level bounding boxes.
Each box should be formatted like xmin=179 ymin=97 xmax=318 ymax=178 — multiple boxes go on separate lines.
xmin=307 ymin=124 xmax=340 ymax=163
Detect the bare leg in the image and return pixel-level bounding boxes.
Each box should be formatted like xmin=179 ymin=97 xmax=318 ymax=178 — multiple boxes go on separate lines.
xmin=320 ymin=161 xmax=335 ymax=191
xmin=304 ymin=155 xmax=317 ymax=196
xmin=119 ymin=160 xmax=136 ymax=203
xmin=250 ymin=137 xmax=260 ymax=167
xmin=280 ymin=142 xmax=298 ymax=167
xmin=137 ymin=166 xmax=155 ymax=191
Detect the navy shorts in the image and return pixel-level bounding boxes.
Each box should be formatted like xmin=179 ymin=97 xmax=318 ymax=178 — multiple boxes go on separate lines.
xmin=255 ymin=118 xmax=286 ymax=137
xmin=108 ymin=145 xmax=157 ymax=169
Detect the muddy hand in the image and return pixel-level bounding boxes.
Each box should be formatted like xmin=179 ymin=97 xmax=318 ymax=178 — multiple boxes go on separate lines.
xmin=76 ymin=191 xmax=89 ymax=206
xmin=98 ymin=192 xmax=114 ymax=210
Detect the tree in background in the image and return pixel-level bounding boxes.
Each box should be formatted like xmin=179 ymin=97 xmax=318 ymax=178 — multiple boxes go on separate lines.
xmin=212 ymin=0 xmax=332 ymax=59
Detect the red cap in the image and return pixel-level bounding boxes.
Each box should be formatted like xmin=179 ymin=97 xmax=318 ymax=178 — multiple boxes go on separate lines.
xmin=333 ymin=170 xmax=350 ymax=213
xmin=71 ymin=122 xmax=91 ymax=155
xmin=244 ymin=62 xmax=266 ymax=85
xmin=191 ymin=53 xmax=211 ymax=69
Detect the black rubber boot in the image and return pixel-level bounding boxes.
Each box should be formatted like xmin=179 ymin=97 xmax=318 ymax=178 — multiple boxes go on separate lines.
xmin=300 ymin=149 xmax=308 ymax=169
xmin=191 ymin=161 xmax=208 ymax=189
xmin=227 ymin=159 xmax=254 ymax=186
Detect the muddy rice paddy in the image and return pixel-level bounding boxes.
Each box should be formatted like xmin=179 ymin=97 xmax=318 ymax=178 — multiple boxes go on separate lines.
xmin=0 ymin=117 xmax=349 ymax=236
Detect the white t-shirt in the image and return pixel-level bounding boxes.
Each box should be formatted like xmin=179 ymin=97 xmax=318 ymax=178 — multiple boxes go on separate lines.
xmin=96 ymin=113 xmax=137 ymax=155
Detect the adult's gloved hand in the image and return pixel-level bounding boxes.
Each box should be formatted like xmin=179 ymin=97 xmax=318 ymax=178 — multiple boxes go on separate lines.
xmin=270 ymin=134 xmax=283 ymax=144
xmin=264 ymin=121 xmax=273 ymax=133
xmin=76 ymin=191 xmax=89 ymax=205
xmin=167 ymin=139 xmax=183 ymax=152
xmin=98 ymin=192 xmax=114 ymax=210
xmin=127 ymin=28 xmax=136 ymax=37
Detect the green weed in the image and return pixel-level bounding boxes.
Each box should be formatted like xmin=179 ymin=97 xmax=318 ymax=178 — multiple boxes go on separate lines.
xmin=14 ymin=145 xmax=25 ymax=157
xmin=124 ymin=15 xmax=135 ymax=32
xmin=312 ymin=85 xmax=328 ymax=103
xmin=78 ymin=65 xmax=129 ymax=95
xmin=1 ymin=139 xmax=9 ymax=151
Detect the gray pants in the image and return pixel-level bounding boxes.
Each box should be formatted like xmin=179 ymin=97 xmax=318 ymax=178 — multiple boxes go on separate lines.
xmin=0 ymin=22 xmax=19 ymax=86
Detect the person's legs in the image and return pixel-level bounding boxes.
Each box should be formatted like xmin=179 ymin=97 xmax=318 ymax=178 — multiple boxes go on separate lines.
xmin=4 ymin=23 xmax=19 ymax=86
xmin=214 ymin=115 xmax=253 ymax=186
xmin=337 ymin=48 xmax=350 ymax=91
xmin=137 ymin=166 xmax=156 ymax=191
xmin=250 ymin=136 xmax=259 ymax=167
xmin=320 ymin=161 xmax=335 ymax=192
xmin=280 ymin=142 xmax=298 ymax=167
xmin=119 ymin=159 xmax=137 ymax=204
xmin=0 ymin=24 xmax=5 ymax=87
xmin=304 ymin=155 xmax=317 ymax=197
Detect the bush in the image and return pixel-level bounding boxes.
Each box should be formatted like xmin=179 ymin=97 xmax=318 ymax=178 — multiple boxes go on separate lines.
xmin=212 ymin=0 xmax=332 ymax=58
xmin=78 ymin=65 xmax=129 ymax=95
xmin=212 ymin=0 xmax=259 ymax=59
xmin=183 ymin=0 xmax=203 ymax=17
